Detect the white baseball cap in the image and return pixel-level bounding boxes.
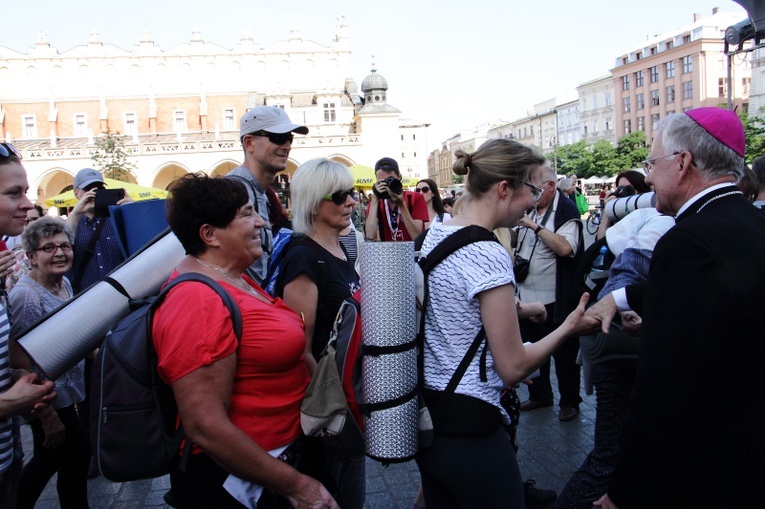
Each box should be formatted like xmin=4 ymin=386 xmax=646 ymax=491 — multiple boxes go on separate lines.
xmin=239 ymin=106 xmax=309 ymax=138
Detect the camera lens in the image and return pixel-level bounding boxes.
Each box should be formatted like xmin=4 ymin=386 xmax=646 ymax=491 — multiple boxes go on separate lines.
xmin=386 ymin=177 xmax=403 ymax=195
xmin=614 ymin=185 xmax=636 ymax=198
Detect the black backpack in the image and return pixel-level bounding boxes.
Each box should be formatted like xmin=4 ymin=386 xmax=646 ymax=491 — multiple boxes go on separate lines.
xmin=414 ymin=225 xmax=500 ymax=391
xmin=91 ymin=272 xmax=242 ymax=482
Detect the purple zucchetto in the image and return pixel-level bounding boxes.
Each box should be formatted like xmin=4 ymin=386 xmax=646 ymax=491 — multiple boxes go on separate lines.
xmin=685 ymin=107 xmax=745 ymax=157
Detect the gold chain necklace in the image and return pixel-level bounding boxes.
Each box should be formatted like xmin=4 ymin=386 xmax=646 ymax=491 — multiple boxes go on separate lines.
xmin=194 ymin=257 xmax=256 ymax=294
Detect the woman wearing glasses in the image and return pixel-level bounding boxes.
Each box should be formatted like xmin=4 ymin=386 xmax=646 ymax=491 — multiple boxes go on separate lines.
xmin=415 ymin=139 xmax=597 ymax=508
xmin=278 ymin=158 xmax=365 ymax=509
xmin=8 ymin=217 xmax=90 ymax=509
xmin=416 ymin=179 xmax=451 ymax=228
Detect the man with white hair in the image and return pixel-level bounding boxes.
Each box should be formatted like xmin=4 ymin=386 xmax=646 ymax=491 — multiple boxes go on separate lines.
xmin=513 ymin=165 xmax=584 ymax=422
xmin=588 ymin=108 xmax=765 ymax=508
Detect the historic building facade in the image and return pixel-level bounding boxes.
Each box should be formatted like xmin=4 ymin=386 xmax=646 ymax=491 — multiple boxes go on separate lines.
xmin=611 ymin=9 xmax=751 ymax=142
xmin=433 ymin=8 xmax=749 ymax=169
xmin=577 ymin=76 xmax=615 ymax=146
xmin=0 ymin=18 xmax=428 ymax=207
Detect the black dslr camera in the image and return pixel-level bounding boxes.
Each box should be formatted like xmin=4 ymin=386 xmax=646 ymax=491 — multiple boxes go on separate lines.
xmin=372 ymin=176 xmax=404 ymax=200
xmin=613 ymin=185 xmax=636 ymax=198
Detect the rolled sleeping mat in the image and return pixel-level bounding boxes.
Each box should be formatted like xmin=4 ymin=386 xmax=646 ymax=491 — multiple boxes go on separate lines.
xmin=359 ymin=241 xmax=419 ymax=463
xmin=16 ymin=229 xmax=185 ymax=380
xmin=108 ymin=199 xmax=169 ymax=258
xmin=604 ymin=192 xmax=657 ymax=223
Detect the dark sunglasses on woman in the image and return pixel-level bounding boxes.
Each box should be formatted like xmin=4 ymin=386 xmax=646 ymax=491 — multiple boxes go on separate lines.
xmin=415 ymin=186 xmax=431 ymax=194
xmin=323 ymin=188 xmax=357 ymax=205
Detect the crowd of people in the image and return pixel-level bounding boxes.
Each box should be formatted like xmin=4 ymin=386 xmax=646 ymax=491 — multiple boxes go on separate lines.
xmin=1 ymin=105 xmax=764 ymax=509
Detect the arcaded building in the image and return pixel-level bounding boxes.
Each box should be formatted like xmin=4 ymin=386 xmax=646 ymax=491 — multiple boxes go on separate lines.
xmin=0 ymin=17 xmax=429 ymax=206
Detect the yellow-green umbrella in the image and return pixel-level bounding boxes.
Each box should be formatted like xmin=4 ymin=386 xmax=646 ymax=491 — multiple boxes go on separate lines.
xmin=43 ymin=178 xmax=168 ymax=208
xmin=349 ymin=165 xmax=376 ymax=189
xmin=401 ymin=176 xmax=417 ymax=188
xmin=349 ymin=165 xmax=418 ymax=190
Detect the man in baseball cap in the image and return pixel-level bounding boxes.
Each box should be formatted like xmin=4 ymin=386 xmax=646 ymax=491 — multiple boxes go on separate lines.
xmin=227 ymin=106 xmax=308 ymax=284
xmin=364 ymin=156 xmax=427 ymax=241
xmin=72 ymin=168 xmax=105 ymax=190
xmin=67 ymin=167 xmax=132 ymax=293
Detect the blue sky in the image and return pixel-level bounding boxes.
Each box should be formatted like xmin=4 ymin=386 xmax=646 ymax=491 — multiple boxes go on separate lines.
xmin=1 ymin=0 xmax=748 ymax=151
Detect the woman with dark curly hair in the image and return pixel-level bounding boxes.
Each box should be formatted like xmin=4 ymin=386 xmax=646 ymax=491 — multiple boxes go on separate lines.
xmin=152 ymin=173 xmax=337 ymax=509
xmin=416 ymin=178 xmax=450 ymax=228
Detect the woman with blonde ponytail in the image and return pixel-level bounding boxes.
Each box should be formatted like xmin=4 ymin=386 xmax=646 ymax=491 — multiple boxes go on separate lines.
xmin=415 ymin=139 xmax=598 ymax=508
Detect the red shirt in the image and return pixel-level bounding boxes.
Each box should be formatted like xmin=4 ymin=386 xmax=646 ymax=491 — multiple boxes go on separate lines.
xmin=152 ymin=271 xmax=309 ymax=451
xmin=367 ymin=190 xmax=429 ymax=241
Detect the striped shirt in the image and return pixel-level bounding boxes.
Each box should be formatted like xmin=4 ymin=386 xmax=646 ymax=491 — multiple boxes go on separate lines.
xmin=0 ymin=301 xmax=13 ymax=474
xmin=339 ymin=230 xmax=359 ymax=267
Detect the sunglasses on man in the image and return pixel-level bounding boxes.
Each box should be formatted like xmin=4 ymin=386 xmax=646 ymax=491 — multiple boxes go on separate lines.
xmin=247 ymin=131 xmax=294 ymax=146
xmin=83 ymin=182 xmax=106 ymax=192
xmin=0 ymin=143 xmax=21 ymax=160
xmin=323 ymin=188 xmax=357 ymax=205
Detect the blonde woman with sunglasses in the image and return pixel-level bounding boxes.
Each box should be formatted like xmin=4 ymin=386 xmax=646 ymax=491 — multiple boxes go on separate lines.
xmin=278 ymin=158 xmax=365 ymax=509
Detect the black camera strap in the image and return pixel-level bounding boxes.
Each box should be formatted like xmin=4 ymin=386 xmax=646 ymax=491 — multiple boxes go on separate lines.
xmin=415 ymin=226 xmax=500 ymax=424
xmin=516 ymin=205 xmax=553 ymax=266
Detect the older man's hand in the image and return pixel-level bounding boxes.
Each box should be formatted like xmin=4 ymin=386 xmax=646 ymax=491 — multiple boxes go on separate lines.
xmin=620 ymin=311 xmax=643 ymax=335
xmin=585 ymin=293 xmax=618 ymax=334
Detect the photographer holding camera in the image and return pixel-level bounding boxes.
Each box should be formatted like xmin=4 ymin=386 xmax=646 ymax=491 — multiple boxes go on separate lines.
xmin=511 ymin=165 xmax=584 ymax=422
xmin=364 ymin=157 xmax=428 ymax=241
xmin=595 ymin=171 xmax=651 ymax=241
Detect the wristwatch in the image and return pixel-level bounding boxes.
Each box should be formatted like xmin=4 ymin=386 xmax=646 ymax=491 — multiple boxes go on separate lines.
xmin=534 ymin=224 xmax=544 ymax=235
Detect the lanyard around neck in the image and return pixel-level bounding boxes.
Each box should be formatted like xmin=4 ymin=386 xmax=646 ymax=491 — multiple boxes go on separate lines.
xmin=383 ymin=200 xmax=404 ymax=241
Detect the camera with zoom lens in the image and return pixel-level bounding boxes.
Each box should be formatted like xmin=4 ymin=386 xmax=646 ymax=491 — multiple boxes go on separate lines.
xmin=613 ymin=185 xmax=636 ymax=199
xmin=372 ymin=176 xmax=404 ymax=200
xmin=605 ymin=191 xmax=657 ymax=223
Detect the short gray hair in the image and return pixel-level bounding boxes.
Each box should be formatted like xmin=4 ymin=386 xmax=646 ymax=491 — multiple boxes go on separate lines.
xmin=658 ymin=113 xmax=744 ymax=181
xmin=557 ymin=178 xmax=574 ymax=192
xmin=290 ymin=158 xmax=354 ymax=234
xmin=22 ymin=216 xmax=74 ymax=252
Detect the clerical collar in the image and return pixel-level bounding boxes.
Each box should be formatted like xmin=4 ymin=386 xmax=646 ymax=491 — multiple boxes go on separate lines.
xmin=676 ymin=182 xmax=738 ymax=217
